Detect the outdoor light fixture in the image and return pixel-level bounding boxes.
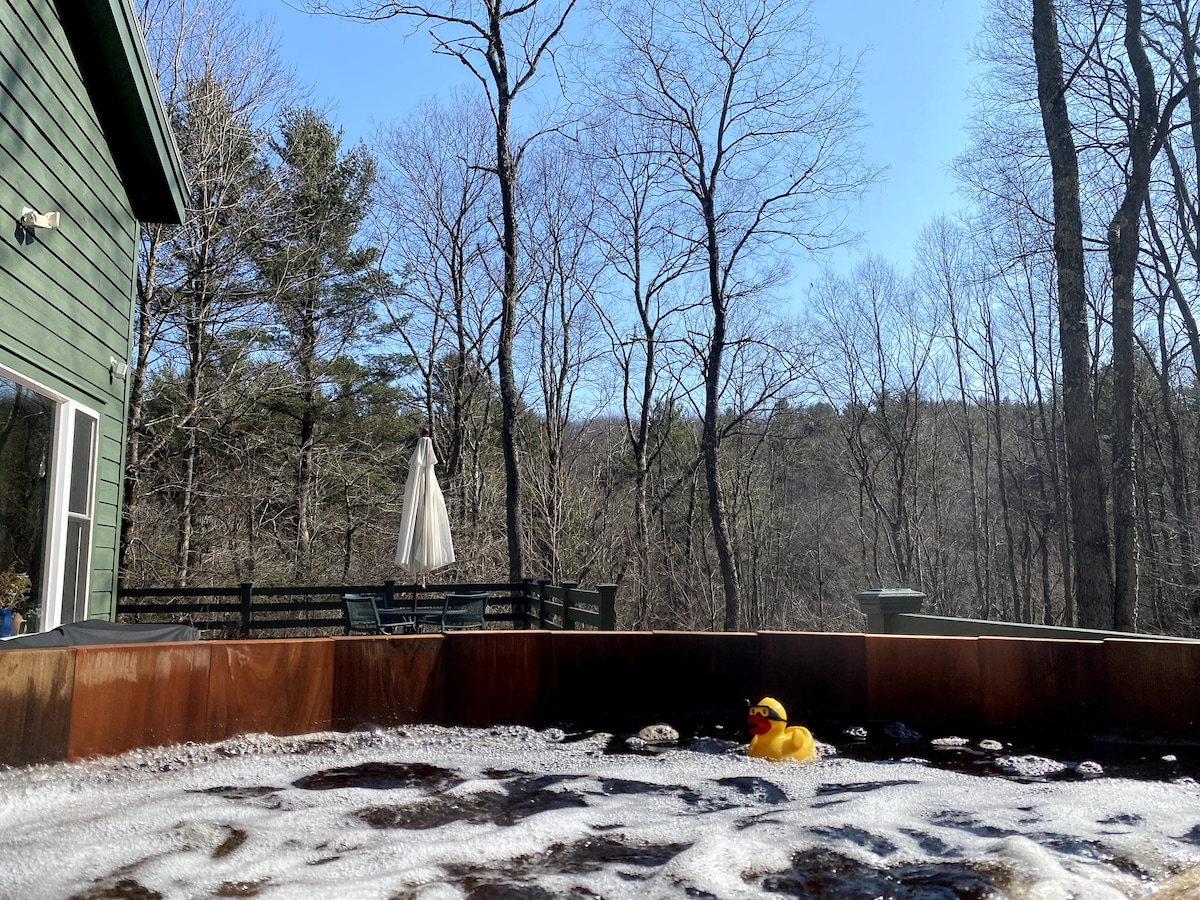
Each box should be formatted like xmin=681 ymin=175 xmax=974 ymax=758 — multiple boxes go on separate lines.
xmin=20 ymin=207 xmax=60 ymax=230
xmin=110 ymin=357 xmax=129 ymax=378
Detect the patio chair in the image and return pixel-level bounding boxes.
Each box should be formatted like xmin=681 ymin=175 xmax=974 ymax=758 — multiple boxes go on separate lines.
xmin=437 ymin=592 xmax=488 ymax=632
xmin=342 ymin=594 xmax=412 ymax=635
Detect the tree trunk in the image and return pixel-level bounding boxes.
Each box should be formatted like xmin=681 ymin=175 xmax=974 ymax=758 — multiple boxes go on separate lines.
xmin=120 ymin=230 xmax=161 ymax=588
xmin=985 ymin=313 xmax=1021 ymax=620
xmin=493 ymin=28 xmax=525 ymax=583
xmin=700 ymin=194 xmax=739 ymax=631
xmin=950 ymin=298 xmax=986 ymax=614
xmin=1146 ymin=207 xmax=1200 ymax=607
xmin=1109 ymin=0 xmax=1157 ymax=630
xmin=294 ymin=287 xmax=318 ymax=579
xmin=175 ymin=306 xmax=204 ymax=589
xmin=632 ymin=328 xmax=655 ymax=628
xmin=1031 ymin=0 xmax=1114 ymax=628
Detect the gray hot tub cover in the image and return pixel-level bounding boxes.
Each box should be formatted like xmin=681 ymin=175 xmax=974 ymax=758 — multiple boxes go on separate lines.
xmin=0 ymin=619 xmax=199 ymax=650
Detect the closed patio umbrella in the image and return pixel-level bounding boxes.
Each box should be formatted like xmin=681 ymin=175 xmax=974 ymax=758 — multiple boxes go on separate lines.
xmin=395 ymin=429 xmax=455 ymax=605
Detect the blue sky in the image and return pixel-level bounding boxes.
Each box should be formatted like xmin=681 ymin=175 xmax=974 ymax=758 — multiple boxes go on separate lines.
xmin=241 ymin=0 xmax=986 ymax=283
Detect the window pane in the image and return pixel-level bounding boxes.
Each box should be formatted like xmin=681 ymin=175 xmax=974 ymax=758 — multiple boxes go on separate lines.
xmin=0 ymin=374 xmax=54 ymax=626
xmin=61 ymin=517 xmax=89 ymax=625
xmin=69 ymin=410 xmax=95 ymax=516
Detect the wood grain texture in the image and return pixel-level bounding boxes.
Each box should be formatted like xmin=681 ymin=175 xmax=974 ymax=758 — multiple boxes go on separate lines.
xmin=0 ymin=0 xmax=144 ymax=625
xmin=67 ymin=641 xmax=211 ymax=760
xmin=206 ymin=639 xmax=334 ymax=741
xmin=8 ymin=631 xmax=1200 ymax=768
xmin=444 ymin=630 xmax=549 ymax=727
xmin=0 ymin=646 xmax=73 ymax=764
xmin=979 ymin=637 xmax=1105 ymax=729
xmin=333 ymin=635 xmax=445 ymax=730
xmin=867 ymin=634 xmax=983 ymax=723
xmin=1104 ymin=639 xmax=1200 ymax=737
xmin=759 ymin=632 xmax=868 ymax=722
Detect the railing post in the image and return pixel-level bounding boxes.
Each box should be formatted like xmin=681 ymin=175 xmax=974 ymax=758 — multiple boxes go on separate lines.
xmin=383 ymin=579 xmax=396 ymax=609
xmin=856 ymin=588 xmax=925 ymax=633
xmin=597 ymin=584 xmax=618 ymax=631
xmin=239 ymin=582 xmax=254 ymax=637
xmin=561 ymin=580 xmax=578 ymax=631
xmin=521 ymin=578 xmax=537 ymax=628
xmin=537 ymin=579 xmax=551 ymax=629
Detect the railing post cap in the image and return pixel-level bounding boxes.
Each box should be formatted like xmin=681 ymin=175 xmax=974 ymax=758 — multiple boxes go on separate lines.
xmin=855 ymin=587 xmax=925 ymax=614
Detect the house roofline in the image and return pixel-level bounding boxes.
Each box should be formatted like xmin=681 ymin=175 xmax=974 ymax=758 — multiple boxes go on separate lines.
xmin=59 ymin=0 xmax=188 ymax=225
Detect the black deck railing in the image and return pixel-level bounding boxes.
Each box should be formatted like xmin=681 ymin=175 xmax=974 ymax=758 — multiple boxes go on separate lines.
xmin=115 ymin=579 xmax=617 ymax=637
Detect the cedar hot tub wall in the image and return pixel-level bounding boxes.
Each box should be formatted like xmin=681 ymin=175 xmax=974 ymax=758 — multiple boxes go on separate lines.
xmin=1 ymin=631 xmax=1196 ymax=767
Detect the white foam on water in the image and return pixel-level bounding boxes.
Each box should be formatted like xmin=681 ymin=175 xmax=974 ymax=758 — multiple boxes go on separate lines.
xmin=996 ymin=755 xmax=1071 ymax=778
xmin=0 ymin=726 xmax=1198 ymax=898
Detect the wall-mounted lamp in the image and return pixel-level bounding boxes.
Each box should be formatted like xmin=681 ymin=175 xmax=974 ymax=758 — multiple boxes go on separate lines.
xmin=20 ymin=207 xmax=60 ymax=230
xmin=110 ymin=357 xmax=129 ymax=378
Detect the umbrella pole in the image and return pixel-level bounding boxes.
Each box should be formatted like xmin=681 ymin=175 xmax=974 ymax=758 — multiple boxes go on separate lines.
xmin=411 ymin=583 xmax=418 ymax=614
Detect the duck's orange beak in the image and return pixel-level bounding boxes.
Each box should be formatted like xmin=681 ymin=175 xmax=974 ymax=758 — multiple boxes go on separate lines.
xmin=748 ymin=713 xmax=771 ymax=736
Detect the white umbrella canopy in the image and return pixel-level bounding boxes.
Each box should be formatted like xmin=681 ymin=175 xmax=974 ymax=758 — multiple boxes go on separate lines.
xmin=394 ymin=431 xmax=455 ymax=586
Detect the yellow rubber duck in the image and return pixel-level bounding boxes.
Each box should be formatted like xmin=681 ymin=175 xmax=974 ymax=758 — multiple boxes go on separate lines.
xmin=747 ymin=697 xmax=816 ymax=762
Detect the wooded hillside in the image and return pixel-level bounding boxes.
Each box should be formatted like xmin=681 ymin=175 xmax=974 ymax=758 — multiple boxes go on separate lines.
xmin=121 ymin=0 xmax=1200 ymax=635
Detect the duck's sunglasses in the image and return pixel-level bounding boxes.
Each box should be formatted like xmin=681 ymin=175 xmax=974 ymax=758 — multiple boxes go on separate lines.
xmin=748 ymin=705 xmax=786 ymax=722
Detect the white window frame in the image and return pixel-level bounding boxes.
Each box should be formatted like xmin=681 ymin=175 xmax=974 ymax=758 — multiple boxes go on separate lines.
xmin=0 ymin=362 xmax=99 ymax=630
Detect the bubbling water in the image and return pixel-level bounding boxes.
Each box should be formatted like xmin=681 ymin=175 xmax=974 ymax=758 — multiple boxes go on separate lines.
xmin=1 ymin=723 xmax=1199 ymax=898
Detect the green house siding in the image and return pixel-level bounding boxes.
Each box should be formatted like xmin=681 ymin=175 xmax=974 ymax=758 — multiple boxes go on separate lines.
xmin=0 ymin=0 xmax=183 ymax=626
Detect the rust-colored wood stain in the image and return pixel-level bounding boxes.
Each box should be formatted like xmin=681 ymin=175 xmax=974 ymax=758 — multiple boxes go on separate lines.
xmin=68 ymin=642 xmax=211 ymax=760
xmin=206 ymin=639 xmax=334 ymax=741
xmin=1104 ymin=639 xmax=1200 ymax=737
xmin=444 ymin=630 xmax=549 ymax=726
xmin=867 ymin=634 xmax=983 ymax=723
xmin=0 ymin=647 xmax=74 ymax=765
xmin=4 ymin=630 xmax=1200 ymax=767
xmin=979 ymin=637 xmax=1105 ymax=730
xmin=333 ymin=635 xmax=444 ymax=730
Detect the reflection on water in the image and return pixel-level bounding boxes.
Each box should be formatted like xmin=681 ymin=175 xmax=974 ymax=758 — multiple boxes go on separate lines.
xmin=763 ymin=847 xmax=1005 ymax=899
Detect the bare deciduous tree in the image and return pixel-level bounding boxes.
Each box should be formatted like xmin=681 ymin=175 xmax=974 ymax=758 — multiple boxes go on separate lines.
xmin=810 ymin=258 xmax=940 ymax=589
xmin=310 ymin=0 xmax=579 ymax=581
xmin=582 ymin=113 xmax=700 ymax=627
xmin=606 ymin=0 xmax=874 ymax=630
xmin=374 ymin=94 xmax=500 ymax=521
xmin=1032 ymin=0 xmax=1116 ymax=627
xmin=524 ymin=142 xmax=607 ymax=581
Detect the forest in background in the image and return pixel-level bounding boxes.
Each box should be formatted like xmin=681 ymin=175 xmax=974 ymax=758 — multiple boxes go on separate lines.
xmin=121 ymin=0 xmax=1200 ymax=635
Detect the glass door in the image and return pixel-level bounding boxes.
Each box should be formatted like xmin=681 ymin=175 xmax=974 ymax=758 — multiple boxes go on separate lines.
xmin=0 ymin=374 xmax=55 ymax=630
xmin=0 ymin=365 xmax=99 ymax=631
